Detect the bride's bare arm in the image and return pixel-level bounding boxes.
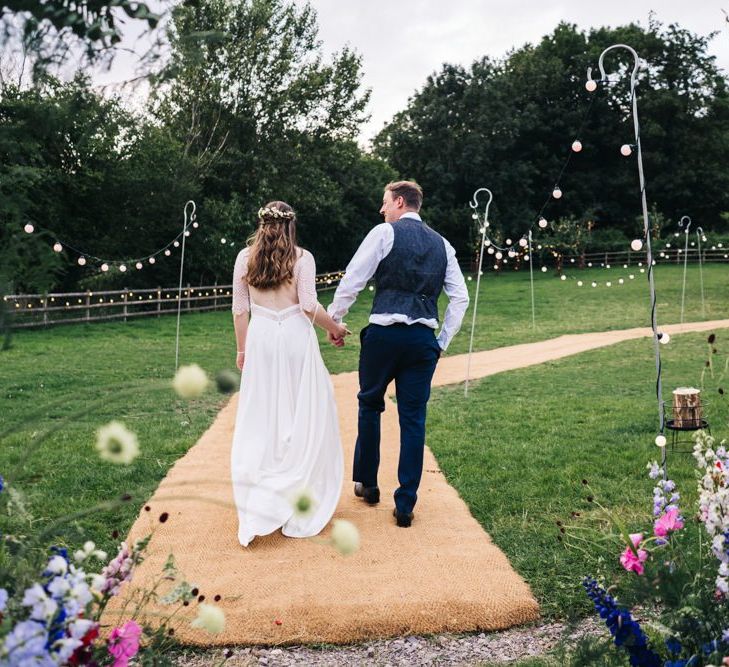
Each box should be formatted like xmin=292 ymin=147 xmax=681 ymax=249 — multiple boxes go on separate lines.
xmin=232 ymin=250 xmax=251 ymax=368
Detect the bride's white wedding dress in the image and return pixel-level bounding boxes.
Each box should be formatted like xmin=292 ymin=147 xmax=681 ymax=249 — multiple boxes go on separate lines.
xmin=230 ymin=249 xmax=343 ymax=546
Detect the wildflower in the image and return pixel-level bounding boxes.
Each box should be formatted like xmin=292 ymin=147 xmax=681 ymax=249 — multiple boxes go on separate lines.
xmin=98 ymin=542 xmax=136 ymax=596
xmin=0 ymin=588 xmax=7 ymax=612
xmin=583 ymin=577 xmax=661 ymax=666
xmin=654 ymin=508 xmax=684 ymax=539
xmin=331 ymin=519 xmax=360 ymax=556
xmin=108 ymin=620 xmax=142 ymax=667
xmin=619 ymin=533 xmax=649 ymax=575
xmin=96 ymin=421 xmax=140 ymax=465
xmin=2 ymin=620 xmax=50 ymax=664
xmin=0 ymin=474 xmax=4 ymax=493
xmin=191 ymin=603 xmax=226 ymax=634
xmin=173 ymin=364 xmax=209 ymax=398
xmin=22 ymin=582 xmax=58 ymax=622
xmin=291 ymin=489 xmax=316 ymax=517
xmin=74 ymin=540 xmax=107 ymax=564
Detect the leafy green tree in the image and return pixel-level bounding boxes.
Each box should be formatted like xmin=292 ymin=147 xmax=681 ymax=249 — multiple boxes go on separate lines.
xmin=375 ymin=20 xmax=729 ymax=258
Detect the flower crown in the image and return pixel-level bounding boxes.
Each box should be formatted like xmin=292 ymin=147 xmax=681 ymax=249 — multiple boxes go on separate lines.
xmin=258 ymin=206 xmax=295 ymax=224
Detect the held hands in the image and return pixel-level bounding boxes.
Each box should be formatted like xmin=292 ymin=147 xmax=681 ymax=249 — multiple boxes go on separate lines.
xmin=328 ymin=322 xmax=351 ymax=348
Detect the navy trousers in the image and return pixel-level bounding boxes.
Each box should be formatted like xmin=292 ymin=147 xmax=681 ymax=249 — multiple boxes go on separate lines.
xmin=353 ymin=323 xmax=441 ymax=514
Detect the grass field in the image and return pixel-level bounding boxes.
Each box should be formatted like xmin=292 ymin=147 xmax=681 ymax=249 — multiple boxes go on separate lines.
xmin=1 ymin=263 xmax=727 ymax=620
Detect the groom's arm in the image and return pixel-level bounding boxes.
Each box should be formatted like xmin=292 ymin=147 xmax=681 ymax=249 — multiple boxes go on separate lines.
xmin=436 ymin=239 xmax=470 ymax=351
xmin=327 ymin=223 xmax=393 ymax=322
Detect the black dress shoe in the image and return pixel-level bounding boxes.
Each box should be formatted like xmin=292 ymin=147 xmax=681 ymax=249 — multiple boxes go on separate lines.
xmin=393 ymin=508 xmax=414 ymax=527
xmin=353 ymin=482 xmax=380 ymax=505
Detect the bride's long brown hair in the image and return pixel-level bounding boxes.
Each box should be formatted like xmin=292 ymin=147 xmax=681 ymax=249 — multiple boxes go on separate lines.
xmin=245 ymin=201 xmax=299 ymax=289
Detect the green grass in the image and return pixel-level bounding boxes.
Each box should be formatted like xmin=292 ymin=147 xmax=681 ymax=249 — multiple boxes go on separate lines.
xmin=428 ymin=329 xmax=729 ymax=620
xmin=0 ymin=263 xmax=727 ymax=596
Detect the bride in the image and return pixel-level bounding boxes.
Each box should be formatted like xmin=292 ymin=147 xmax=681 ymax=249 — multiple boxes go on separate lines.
xmin=230 ymin=200 xmax=348 ymax=546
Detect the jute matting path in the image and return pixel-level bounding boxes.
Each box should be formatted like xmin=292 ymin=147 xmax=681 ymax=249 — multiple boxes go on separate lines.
xmin=105 ymin=319 xmax=729 ymax=646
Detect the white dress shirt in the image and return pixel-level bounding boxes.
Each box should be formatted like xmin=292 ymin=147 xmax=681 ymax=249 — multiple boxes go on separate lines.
xmin=327 ymin=212 xmax=469 ymax=350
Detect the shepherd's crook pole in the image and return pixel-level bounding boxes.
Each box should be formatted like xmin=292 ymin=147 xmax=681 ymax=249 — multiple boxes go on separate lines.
xmin=465 ymin=188 xmax=493 ymax=397
xmin=175 ymin=200 xmax=196 ymax=370
xmin=591 ymin=44 xmax=666 ymax=473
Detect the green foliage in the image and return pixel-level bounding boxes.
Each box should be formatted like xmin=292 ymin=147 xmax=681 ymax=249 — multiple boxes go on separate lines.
xmin=0 ymin=0 xmax=161 ymax=79
xmin=375 ymin=20 xmax=729 ymax=259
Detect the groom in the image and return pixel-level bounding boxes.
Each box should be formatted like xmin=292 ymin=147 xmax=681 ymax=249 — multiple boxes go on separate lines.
xmin=327 ymin=180 xmax=469 ymax=527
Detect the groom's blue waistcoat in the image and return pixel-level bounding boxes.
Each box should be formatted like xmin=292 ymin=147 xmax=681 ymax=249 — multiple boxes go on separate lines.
xmin=371 ymin=217 xmax=448 ymax=322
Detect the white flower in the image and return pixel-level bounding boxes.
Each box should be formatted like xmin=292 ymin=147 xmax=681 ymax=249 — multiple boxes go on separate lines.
xmin=331 ymin=519 xmax=360 ymax=556
xmin=90 ymin=574 xmax=106 ymax=592
xmin=47 ymin=576 xmax=71 ymax=598
xmin=96 ymin=421 xmax=139 ymax=465
xmin=52 ymin=637 xmax=83 ymax=662
xmin=173 ymin=364 xmax=209 ymax=399
xmin=191 ymin=603 xmax=225 ymax=634
xmin=74 ymin=541 xmax=106 ymax=563
xmin=22 ymin=583 xmax=58 ymax=621
xmin=68 ymin=618 xmax=96 ymax=640
xmin=46 ymin=555 xmax=68 ymax=576
xmin=291 ymin=489 xmax=317 ymax=517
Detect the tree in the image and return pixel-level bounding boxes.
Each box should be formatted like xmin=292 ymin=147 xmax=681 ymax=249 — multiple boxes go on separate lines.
xmin=374 ymin=19 xmax=729 ymax=258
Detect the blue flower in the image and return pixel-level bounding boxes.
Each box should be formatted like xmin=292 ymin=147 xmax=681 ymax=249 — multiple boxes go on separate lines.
xmin=0 ymin=587 xmax=7 ymax=612
xmin=3 ymin=619 xmax=54 ymax=665
xmin=665 ymin=636 xmax=682 ymax=655
xmin=0 ymin=474 xmax=4 ymax=493
xmin=583 ymin=577 xmax=661 ymax=667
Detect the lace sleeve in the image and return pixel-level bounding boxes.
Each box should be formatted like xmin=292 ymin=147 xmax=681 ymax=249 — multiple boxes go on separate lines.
xmin=295 ymin=250 xmax=319 ymax=312
xmin=232 ymin=249 xmax=250 ymax=315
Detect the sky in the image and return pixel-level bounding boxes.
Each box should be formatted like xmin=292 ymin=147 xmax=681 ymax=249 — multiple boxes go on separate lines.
xmin=95 ymin=0 xmax=729 ymax=143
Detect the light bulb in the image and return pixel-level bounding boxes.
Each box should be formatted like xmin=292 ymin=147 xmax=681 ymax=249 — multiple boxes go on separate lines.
xmin=585 ymin=79 xmax=597 ymax=92
xmin=164 ymin=250 xmax=171 ymax=256
xmin=484 ymin=240 xmax=491 ymax=247
xmin=472 ymin=213 xmax=478 ymax=220
xmin=630 ymin=239 xmax=643 ymax=252
xmin=484 ymin=222 xmax=490 ymax=229
xmin=591 ymin=282 xmax=597 ymax=287
xmin=606 ymin=281 xmax=612 ymax=287
xmin=495 ymin=252 xmax=503 ymax=260
xmin=620 ymin=144 xmax=633 ymax=157
xmin=560 ymin=275 xmax=567 ymax=281
xmin=192 ymin=221 xmax=199 ymax=228
xmin=505 ymin=238 xmax=512 ymax=245
xmin=571 ymin=140 xmax=582 ymax=152
xmin=77 ymin=257 xmax=86 ymax=266
xmin=101 ymin=263 xmax=109 ymax=272
xmin=552 ymin=187 xmax=563 ymax=199
xmin=184 ymin=231 xmax=190 ymax=237
xmin=487 ymin=247 xmax=494 ymax=255
xmin=136 ymin=262 xmax=143 ymax=270
xmin=174 ymin=241 xmax=180 ymax=247
xmin=508 ymin=250 xmax=516 ymax=258
xmin=221 ymin=238 xmax=227 ymax=244
xmin=659 ymin=332 xmax=670 ymax=345
xmin=541 ymin=266 xmax=548 ymax=273
xmin=655 ymin=434 xmax=667 ymax=447
xmin=24 ymin=223 xmax=34 ymax=234
xmin=120 ymin=264 xmax=127 ymax=272
xmin=53 ymin=242 xmax=63 ymax=252
xmin=629 ymin=274 xmax=635 ymax=279
xmin=519 ymin=238 xmax=528 ymax=247
xmin=538 ymin=217 xmax=548 ymax=229
xmin=149 ymin=257 xmax=156 ymax=264
xmin=577 ymin=281 xmax=583 ymax=287
xmin=618 ymin=278 xmax=624 ymax=284
xmin=524 ymin=254 xmax=530 ymax=261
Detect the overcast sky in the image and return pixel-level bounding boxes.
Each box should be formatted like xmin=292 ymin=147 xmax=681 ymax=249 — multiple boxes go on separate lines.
xmin=96 ymin=1 xmax=729 ymax=144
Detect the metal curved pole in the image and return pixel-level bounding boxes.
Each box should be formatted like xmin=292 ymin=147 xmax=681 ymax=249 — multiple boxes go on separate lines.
xmin=465 ymin=187 xmax=493 ymax=396
xmin=591 ymin=44 xmax=666 ymax=473
xmin=175 ymin=200 xmax=196 ymax=369
xmin=696 ymin=226 xmax=706 ymax=318
xmin=678 ymin=215 xmax=691 ymax=324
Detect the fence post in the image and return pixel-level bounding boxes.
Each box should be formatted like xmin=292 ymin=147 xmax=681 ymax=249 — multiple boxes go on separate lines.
xmin=187 ymin=283 xmax=191 ymax=312
xmin=157 ymin=287 xmax=161 ymax=318
xmin=42 ymin=294 xmax=48 ymax=327
xmin=213 ymin=280 xmax=218 ymax=310
xmin=85 ymin=291 xmax=91 ymax=322
xmin=123 ymin=288 xmax=129 ymax=323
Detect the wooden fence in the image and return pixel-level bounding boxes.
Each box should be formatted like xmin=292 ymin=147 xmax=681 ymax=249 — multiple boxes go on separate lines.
xmin=3 ymin=247 xmax=727 ymax=330
xmin=3 ymin=270 xmax=345 ymax=330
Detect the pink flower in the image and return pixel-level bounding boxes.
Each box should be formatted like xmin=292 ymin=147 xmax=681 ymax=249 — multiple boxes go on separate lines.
xmin=654 ymin=508 xmax=684 ymax=539
xmin=108 ymin=620 xmax=142 ymax=667
xmin=620 ymin=533 xmax=649 ymax=575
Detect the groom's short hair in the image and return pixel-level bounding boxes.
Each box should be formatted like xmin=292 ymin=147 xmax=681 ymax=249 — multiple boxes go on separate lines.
xmin=386 ymin=180 xmax=423 ymax=211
